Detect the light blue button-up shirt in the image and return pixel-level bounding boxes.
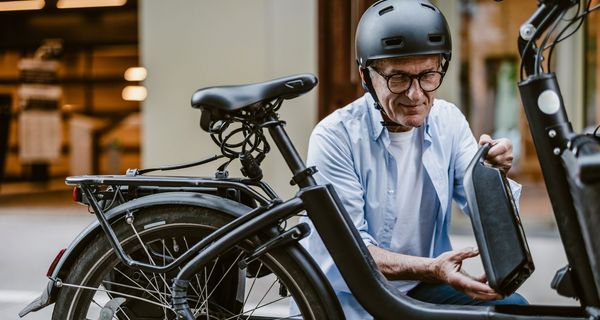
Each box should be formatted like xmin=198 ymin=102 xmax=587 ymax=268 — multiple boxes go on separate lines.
xmin=299 ymin=93 xmax=521 ymax=319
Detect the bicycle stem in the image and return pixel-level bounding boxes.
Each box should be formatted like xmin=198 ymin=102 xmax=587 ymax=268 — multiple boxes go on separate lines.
xmin=518 ymin=0 xmax=576 ymax=76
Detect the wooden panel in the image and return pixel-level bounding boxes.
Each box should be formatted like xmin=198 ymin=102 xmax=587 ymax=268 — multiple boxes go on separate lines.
xmin=0 ymin=52 xmax=20 ymax=78
xmin=318 ymin=0 xmax=376 ymax=120
xmin=591 ymin=1 xmax=600 ymax=126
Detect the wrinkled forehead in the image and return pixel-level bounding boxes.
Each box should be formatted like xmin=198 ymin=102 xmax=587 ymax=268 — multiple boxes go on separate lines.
xmin=370 ymin=54 xmax=441 ymax=72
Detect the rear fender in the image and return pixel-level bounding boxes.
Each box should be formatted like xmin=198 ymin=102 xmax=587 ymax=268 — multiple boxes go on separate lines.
xmin=22 ymin=192 xmax=250 ymax=316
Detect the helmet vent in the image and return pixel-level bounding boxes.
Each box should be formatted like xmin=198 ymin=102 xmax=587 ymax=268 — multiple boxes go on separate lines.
xmin=378 ymin=5 xmax=394 ymax=16
xmin=429 ymin=34 xmax=444 ymax=44
xmin=420 ymin=2 xmax=438 ymax=12
xmin=383 ymin=37 xmax=404 ymax=48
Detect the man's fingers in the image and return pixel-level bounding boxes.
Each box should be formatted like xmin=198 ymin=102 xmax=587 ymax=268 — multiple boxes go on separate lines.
xmin=473 ymin=273 xmax=488 ymax=283
xmin=464 ymin=289 xmax=503 ymax=301
xmin=448 ymin=272 xmax=497 ymax=296
xmin=487 ymin=143 xmax=509 ymax=158
xmin=479 ymin=137 xmax=513 ymax=174
xmin=485 ymin=153 xmax=513 ymax=169
xmin=479 ymin=134 xmax=493 ymax=146
xmin=451 ymin=247 xmax=479 ymax=261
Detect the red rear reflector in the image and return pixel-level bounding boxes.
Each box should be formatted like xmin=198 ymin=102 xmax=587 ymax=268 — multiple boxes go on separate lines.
xmin=47 ymin=248 xmax=66 ymax=277
xmin=73 ymin=187 xmax=82 ymax=203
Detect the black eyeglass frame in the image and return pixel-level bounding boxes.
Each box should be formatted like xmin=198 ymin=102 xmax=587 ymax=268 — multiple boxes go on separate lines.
xmin=369 ymin=67 xmax=446 ymax=94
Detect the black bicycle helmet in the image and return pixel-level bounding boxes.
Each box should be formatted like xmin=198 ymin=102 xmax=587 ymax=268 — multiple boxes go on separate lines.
xmin=356 ymin=0 xmax=452 ymax=69
xmin=355 ymin=0 xmax=452 ymax=126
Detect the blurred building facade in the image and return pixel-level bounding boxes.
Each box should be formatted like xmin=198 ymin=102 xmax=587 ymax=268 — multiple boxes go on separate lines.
xmin=0 ymin=0 xmax=140 ymax=182
xmin=0 ymin=0 xmax=597 ymax=198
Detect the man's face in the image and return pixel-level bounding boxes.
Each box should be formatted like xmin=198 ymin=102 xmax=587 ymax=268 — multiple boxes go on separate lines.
xmin=365 ymin=55 xmax=441 ymax=132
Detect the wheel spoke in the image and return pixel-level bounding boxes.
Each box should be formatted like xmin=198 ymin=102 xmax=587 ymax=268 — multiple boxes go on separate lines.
xmin=195 ymin=257 xmax=220 ymax=311
xmin=224 ymin=295 xmax=291 ymax=320
xmin=243 ymin=276 xmax=278 ymax=320
xmin=60 ymin=281 xmax=173 ymax=310
xmin=180 ymin=237 xmax=209 ymax=313
xmin=162 ymin=236 xmax=204 ymax=301
xmin=55 ymin=211 xmax=318 ymax=319
xmin=128 ymin=223 xmax=173 ymax=297
xmin=102 ymin=287 xmax=133 ymax=320
xmin=241 ymin=261 xmax=264 ymax=309
xmin=197 ymin=250 xmax=245 ymax=313
xmin=112 ymin=267 xmax=167 ymax=304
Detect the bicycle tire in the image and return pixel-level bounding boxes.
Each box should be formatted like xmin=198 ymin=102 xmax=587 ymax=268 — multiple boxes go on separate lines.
xmin=51 ymin=204 xmax=332 ymax=319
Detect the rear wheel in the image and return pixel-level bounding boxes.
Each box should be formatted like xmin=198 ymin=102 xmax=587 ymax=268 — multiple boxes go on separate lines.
xmin=51 ymin=205 xmax=332 ymax=319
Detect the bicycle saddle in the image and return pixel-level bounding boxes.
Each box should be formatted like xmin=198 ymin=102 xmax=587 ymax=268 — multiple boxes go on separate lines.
xmin=191 ymin=73 xmax=318 ymax=112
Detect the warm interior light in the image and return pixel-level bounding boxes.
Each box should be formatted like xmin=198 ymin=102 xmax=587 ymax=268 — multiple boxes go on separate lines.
xmin=57 ymin=0 xmax=126 ymax=9
xmin=124 ymin=67 xmax=147 ymax=82
xmin=122 ymin=86 xmax=147 ymax=101
xmin=0 ymin=0 xmax=45 ymax=11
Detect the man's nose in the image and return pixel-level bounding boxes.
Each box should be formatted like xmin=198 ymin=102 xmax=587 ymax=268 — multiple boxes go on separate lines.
xmin=406 ymin=78 xmax=425 ymax=102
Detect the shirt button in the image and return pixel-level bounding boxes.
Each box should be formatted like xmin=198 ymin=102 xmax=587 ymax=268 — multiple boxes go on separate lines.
xmin=388 ymin=189 xmax=394 ymax=194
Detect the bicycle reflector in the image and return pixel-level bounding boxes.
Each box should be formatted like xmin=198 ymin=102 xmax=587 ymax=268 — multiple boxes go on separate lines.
xmin=463 ymin=143 xmax=535 ymax=296
xmin=72 ymin=186 xmax=83 ymax=204
xmin=47 ymin=248 xmax=66 ymax=277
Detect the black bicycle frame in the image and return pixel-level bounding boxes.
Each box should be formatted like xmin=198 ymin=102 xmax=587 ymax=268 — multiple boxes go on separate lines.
xmin=169 ymin=112 xmax=592 ymax=319
xmin=517 ymin=0 xmax=600 ymax=307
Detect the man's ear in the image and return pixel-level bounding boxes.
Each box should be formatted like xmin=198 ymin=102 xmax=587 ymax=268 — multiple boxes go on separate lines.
xmin=358 ymin=67 xmax=366 ymax=83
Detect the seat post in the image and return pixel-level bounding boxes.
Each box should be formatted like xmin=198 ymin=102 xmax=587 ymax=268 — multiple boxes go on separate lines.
xmin=266 ymin=115 xmax=316 ymax=188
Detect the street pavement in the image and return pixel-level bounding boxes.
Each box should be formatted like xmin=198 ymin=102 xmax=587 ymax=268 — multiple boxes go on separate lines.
xmin=0 ymin=190 xmax=580 ymax=320
xmin=1 ymin=208 xmax=94 ymax=320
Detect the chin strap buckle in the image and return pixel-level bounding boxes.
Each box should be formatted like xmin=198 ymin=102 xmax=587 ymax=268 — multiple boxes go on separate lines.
xmin=290 ymin=166 xmax=318 ymax=186
xmin=374 ymin=102 xmax=403 ymax=127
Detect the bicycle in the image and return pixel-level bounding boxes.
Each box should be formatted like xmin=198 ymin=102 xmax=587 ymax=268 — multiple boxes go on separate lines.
xmin=18 ymin=0 xmax=600 ymax=319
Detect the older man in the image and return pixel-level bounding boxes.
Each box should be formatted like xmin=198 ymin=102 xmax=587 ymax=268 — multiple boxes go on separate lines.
xmin=300 ymin=0 xmax=527 ymax=318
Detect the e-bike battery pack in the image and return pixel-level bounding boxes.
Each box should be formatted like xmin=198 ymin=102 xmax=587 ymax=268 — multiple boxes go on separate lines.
xmin=463 ymin=144 xmax=534 ymax=296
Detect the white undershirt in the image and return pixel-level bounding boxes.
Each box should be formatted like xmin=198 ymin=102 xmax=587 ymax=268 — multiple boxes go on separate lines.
xmin=387 ymin=128 xmax=437 ymax=292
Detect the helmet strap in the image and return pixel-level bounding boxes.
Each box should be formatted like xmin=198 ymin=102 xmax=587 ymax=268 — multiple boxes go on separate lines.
xmin=360 ymin=66 xmax=405 ymax=129
xmin=441 ymin=53 xmax=451 ymax=73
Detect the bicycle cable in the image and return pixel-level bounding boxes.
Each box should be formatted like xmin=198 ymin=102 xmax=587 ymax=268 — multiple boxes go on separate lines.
xmin=519 ymin=0 xmax=594 ymax=80
xmin=519 ymin=9 xmax=557 ymax=80
xmin=537 ymin=6 xmax=571 ymax=74
xmin=544 ymin=0 xmax=591 ymax=73
xmin=207 ymin=98 xmax=285 ymax=179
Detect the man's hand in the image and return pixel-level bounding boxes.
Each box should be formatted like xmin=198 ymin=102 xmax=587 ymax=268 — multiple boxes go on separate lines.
xmin=368 ymin=245 xmax=502 ymax=301
xmin=479 ymin=134 xmax=513 ymax=174
xmin=430 ymin=247 xmax=503 ymax=301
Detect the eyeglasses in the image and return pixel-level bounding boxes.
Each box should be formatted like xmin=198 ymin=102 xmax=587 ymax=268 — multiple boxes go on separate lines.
xmin=369 ymin=67 xmax=445 ymax=94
